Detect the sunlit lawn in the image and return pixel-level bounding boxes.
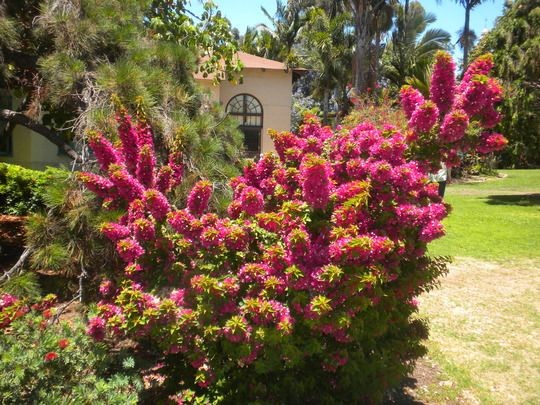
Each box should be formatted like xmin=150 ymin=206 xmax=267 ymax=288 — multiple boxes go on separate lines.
xmin=428 ymin=169 xmax=540 ymax=260
xmin=417 ymin=170 xmax=540 ymax=404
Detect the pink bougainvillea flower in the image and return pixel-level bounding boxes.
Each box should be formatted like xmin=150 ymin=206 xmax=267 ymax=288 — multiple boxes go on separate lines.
xmin=439 ymin=110 xmax=469 ymax=143
xmin=116 ymin=238 xmax=145 ymax=263
xmin=100 ymin=222 xmax=131 ymax=242
xmin=116 ymin=111 xmax=140 ymax=174
xmin=88 ymin=131 xmax=124 ymax=171
xmin=408 ymin=101 xmax=439 ymax=133
xmin=399 ymin=85 xmax=425 ymax=119
xmin=143 ymin=189 xmax=170 ymax=221
xmin=98 ymin=279 xmax=116 ymax=298
xmin=108 ymin=165 xmax=145 ymax=202
xmin=136 ymin=144 xmax=156 ymax=188
xmin=239 ymin=186 xmax=265 ymax=216
xmin=299 ymin=154 xmax=332 ymax=210
xmin=77 ymin=172 xmax=115 ymax=200
xmin=187 ymin=180 xmax=213 ymax=217
xmin=477 ymin=132 xmax=508 ymax=154
xmin=87 ymin=317 xmax=106 ymax=341
xmin=430 ymin=51 xmax=456 ymax=115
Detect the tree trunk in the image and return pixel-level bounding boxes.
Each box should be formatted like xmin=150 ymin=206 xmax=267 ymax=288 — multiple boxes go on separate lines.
xmin=322 ymin=88 xmax=330 ymax=124
xmin=0 ymin=109 xmax=81 ymax=162
xmin=372 ymin=32 xmax=381 ymax=90
xmin=463 ymin=6 xmax=471 ymax=71
xmin=351 ymin=0 xmax=373 ymax=94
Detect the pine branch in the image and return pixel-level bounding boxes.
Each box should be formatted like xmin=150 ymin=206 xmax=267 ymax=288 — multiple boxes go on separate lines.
xmin=50 ymin=263 xmax=87 ymax=324
xmin=49 ymin=292 xmax=81 ymax=325
xmin=0 ymin=247 xmax=32 ymax=283
xmin=0 ymin=109 xmax=81 ymax=162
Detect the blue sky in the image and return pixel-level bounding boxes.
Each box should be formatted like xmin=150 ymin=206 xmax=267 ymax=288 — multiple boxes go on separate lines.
xmin=190 ymin=0 xmax=506 ymax=60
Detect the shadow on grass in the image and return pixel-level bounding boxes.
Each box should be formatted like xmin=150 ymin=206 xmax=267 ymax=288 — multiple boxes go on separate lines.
xmin=383 ymin=377 xmax=425 ymax=404
xmin=484 ymin=193 xmax=540 ymax=207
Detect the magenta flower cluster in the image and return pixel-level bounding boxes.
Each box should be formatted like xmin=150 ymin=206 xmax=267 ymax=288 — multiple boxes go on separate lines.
xmin=400 ymin=52 xmax=507 ymax=168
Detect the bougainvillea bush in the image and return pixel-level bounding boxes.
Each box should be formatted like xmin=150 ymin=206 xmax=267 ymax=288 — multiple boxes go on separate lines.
xmin=75 ymin=53 xmax=506 ymax=403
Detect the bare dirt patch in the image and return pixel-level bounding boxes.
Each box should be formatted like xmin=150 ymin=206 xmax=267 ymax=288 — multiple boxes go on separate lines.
xmin=385 ymin=257 xmax=540 ymax=404
xmin=417 ymin=257 xmax=540 ymax=404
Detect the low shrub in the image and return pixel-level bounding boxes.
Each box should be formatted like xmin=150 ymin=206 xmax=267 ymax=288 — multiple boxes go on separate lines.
xmin=0 ymin=293 xmax=142 ymax=404
xmin=342 ymin=88 xmax=408 ymax=131
xmin=0 ymin=163 xmax=67 ymax=216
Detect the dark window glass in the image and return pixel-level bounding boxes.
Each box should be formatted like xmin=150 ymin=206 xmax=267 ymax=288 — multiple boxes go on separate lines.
xmin=243 ymin=128 xmax=261 ymax=152
xmin=226 ymin=94 xmax=263 ymax=157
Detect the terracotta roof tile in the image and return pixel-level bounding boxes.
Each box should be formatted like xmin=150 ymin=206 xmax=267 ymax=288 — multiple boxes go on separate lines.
xmin=193 ymin=52 xmax=288 ymax=81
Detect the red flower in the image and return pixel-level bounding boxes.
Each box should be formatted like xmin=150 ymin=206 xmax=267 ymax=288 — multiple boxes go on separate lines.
xmin=44 ymin=352 xmax=58 ymax=362
xmin=58 ymin=338 xmax=70 ymax=349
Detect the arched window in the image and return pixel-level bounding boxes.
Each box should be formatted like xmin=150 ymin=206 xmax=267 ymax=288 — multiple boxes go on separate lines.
xmin=226 ymin=94 xmax=263 ymax=157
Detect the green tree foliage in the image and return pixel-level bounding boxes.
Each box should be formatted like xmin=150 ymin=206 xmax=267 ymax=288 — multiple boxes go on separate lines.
xmin=383 ymin=1 xmax=451 ymax=95
xmin=239 ymin=0 xmax=308 ymax=67
xmin=24 ymin=172 xmax=120 ymax=287
xmin=0 ymin=163 xmax=64 ymax=216
xmin=341 ymin=0 xmax=396 ymax=93
xmin=147 ymin=0 xmax=243 ymax=82
xmin=300 ymin=7 xmax=354 ymax=122
xmin=472 ymin=0 xmax=540 ymax=167
xmin=239 ymin=26 xmax=283 ymax=61
xmin=302 ymin=0 xmax=396 ymax=93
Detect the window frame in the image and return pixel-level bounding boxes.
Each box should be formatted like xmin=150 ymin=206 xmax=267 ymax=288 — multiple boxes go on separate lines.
xmin=226 ymin=93 xmax=264 ymax=128
xmin=226 ymin=94 xmax=264 ymax=157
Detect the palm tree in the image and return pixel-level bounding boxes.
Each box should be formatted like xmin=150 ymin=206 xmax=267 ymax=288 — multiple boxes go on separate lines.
xmin=306 ymin=0 xmax=396 ymax=93
xmin=455 ymin=0 xmax=485 ymax=69
xmin=239 ymin=26 xmax=282 ymax=60
xmin=300 ymin=7 xmax=353 ymax=122
xmin=255 ymin=0 xmax=309 ymax=66
xmin=457 ymin=26 xmax=478 ymax=65
xmin=383 ymin=1 xmax=451 ymax=94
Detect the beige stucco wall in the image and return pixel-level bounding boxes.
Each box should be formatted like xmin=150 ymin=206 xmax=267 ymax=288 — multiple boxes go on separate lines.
xmin=219 ymin=68 xmax=292 ymax=154
xmin=0 ymin=126 xmax=71 ymax=170
xmin=196 ymin=79 xmax=221 ymax=103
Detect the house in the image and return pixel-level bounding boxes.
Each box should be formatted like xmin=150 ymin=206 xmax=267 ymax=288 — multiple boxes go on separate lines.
xmin=0 ymin=52 xmax=294 ymax=169
xmin=195 ymin=51 xmax=294 ymax=157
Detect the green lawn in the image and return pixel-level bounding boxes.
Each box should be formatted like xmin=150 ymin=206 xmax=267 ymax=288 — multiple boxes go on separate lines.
xmin=428 ymin=169 xmax=540 ymax=260
xmin=415 ymin=170 xmax=540 ymax=404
